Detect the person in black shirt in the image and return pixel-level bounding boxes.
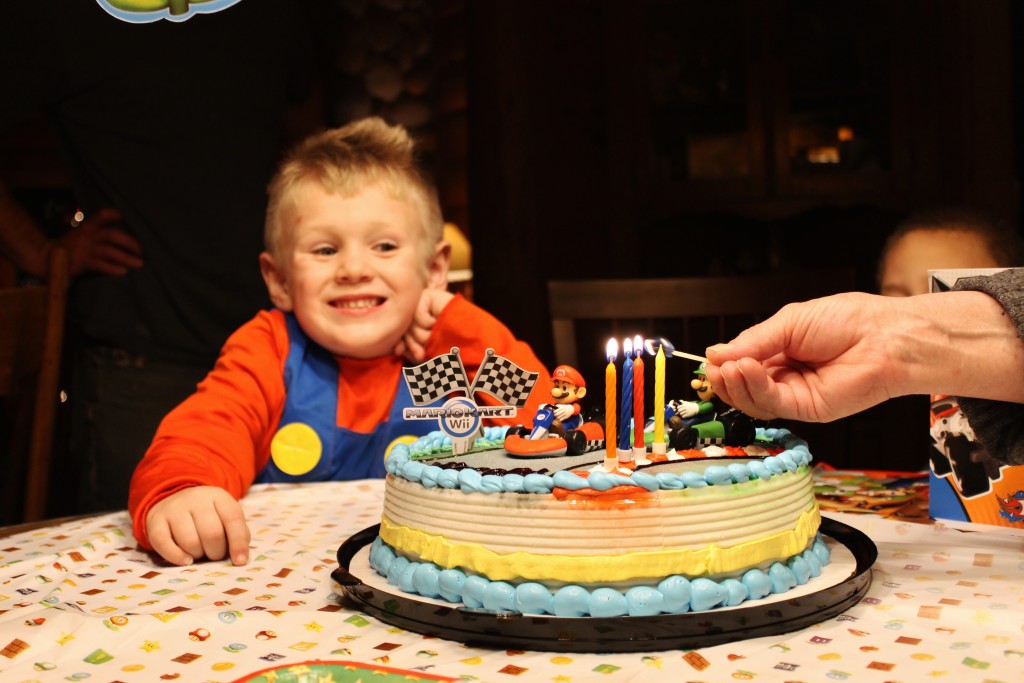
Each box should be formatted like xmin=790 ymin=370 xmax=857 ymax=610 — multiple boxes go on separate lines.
xmin=0 ymin=0 xmax=324 ymax=513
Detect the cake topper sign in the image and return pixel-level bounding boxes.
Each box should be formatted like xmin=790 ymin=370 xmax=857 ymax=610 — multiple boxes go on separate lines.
xmin=402 ymin=347 xmax=538 ymax=453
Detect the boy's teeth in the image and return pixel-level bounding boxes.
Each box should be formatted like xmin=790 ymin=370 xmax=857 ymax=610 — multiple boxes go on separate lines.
xmin=338 ymin=298 xmax=378 ymax=309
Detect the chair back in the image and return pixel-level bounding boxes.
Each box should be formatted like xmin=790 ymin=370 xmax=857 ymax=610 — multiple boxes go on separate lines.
xmin=0 ymin=247 xmax=70 ymax=522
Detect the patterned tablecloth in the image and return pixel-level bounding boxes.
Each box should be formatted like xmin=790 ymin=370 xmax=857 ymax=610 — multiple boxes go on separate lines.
xmin=1 ymin=479 xmax=1022 ymax=683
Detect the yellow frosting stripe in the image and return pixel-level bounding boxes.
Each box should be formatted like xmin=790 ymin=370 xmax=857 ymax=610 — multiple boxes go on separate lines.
xmin=380 ymin=506 xmax=821 ymax=584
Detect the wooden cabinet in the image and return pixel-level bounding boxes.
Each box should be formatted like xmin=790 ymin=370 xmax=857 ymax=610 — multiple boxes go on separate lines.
xmin=605 ymin=0 xmax=1014 ymax=225
xmin=467 ymin=0 xmax=1015 ymax=351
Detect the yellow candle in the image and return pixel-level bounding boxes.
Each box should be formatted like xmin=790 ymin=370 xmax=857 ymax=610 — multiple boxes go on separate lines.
xmin=653 ymin=343 xmax=666 ymax=448
xmin=604 ymin=338 xmax=617 ymax=469
xmin=632 ymin=335 xmax=645 ymax=450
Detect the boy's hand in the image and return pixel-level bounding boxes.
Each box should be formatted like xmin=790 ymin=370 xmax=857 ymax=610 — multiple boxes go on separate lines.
xmin=395 ymin=287 xmax=454 ymax=362
xmin=145 ymin=486 xmax=251 ymax=567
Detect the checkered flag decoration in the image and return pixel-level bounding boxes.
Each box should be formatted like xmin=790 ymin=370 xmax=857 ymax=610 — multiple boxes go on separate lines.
xmin=470 ymin=349 xmax=539 ymax=408
xmin=403 ymin=349 xmax=471 ymax=406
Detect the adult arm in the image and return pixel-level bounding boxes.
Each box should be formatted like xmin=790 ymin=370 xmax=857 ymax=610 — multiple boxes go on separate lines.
xmin=952 ymin=268 xmax=1024 ymax=465
xmin=0 ymin=179 xmax=142 ymax=279
xmin=0 ymin=181 xmax=52 ymax=278
xmin=704 ymin=289 xmax=1024 ymax=423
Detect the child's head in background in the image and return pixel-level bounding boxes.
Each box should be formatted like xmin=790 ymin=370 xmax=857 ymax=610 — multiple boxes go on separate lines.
xmin=260 ymin=117 xmax=450 ymax=359
xmin=877 ymin=206 xmax=1024 ymax=297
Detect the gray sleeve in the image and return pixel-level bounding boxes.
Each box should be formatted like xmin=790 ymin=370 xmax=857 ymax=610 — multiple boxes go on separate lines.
xmin=952 ymin=268 xmax=1024 ymax=466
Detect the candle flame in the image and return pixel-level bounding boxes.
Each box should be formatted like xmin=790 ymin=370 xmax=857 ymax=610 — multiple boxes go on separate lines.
xmin=644 ymin=337 xmax=674 ymax=355
xmin=606 ymin=338 xmax=618 ymax=361
xmin=623 ymin=336 xmax=633 ymax=357
xmin=633 ymin=335 xmax=644 ymax=358
xmin=643 ymin=337 xmax=707 ymax=363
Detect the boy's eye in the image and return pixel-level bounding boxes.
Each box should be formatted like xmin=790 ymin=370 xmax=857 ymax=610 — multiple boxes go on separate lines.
xmin=374 ymin=241 xmax=399 ymax=253
xmin=312 ymin=245 xmax=337 ymax=256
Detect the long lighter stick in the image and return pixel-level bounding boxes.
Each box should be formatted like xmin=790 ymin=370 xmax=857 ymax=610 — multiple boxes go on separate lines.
xmin=644 ymin=337 xmax=707 ymax=364
xmin=669 ymin=350 xmax=708 ymax=363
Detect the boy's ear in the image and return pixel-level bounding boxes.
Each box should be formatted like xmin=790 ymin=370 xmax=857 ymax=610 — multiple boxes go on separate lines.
xmin=259 ymin=252 xmax=294 ymax=311
xmin=427 ymin=240 xmax=451 ymax=290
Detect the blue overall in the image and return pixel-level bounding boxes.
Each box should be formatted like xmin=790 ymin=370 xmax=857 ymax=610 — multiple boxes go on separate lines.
xmin=255 ymin=314 xmax=438 ymax=483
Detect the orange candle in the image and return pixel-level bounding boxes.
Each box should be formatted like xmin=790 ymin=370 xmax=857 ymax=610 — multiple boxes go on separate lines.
xmin=632 ymin=335 xmax=645 ymax=450
xmin=604 ymin=338 xmax=617 ymax=470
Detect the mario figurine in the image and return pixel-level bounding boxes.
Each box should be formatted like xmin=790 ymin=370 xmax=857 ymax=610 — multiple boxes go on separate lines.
xmin=505 ymin=364 xmax=604 ymax=456
xmin=544 ymin=365 xmax=587 ymax=437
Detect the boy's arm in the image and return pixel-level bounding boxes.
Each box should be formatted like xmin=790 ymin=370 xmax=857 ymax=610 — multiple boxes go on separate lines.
xmin=427 ymin=295 xmax=555 ymax=427
xmin=128 ymin=310 xmax=290 ymax=552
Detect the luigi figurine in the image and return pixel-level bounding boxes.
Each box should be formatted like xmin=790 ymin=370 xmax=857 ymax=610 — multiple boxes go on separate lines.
xmin=668 ymin=362 xmax=756 ymax=450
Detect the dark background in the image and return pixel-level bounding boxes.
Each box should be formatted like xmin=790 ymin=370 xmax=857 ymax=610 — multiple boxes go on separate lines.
xmin=2 ymin=0 xmax=1020 ymax=472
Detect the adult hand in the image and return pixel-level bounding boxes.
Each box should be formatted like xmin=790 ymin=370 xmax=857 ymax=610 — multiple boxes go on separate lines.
xmin=56 ymin=207 xmax=143 ymax=277
xmin=704 ymin=292 xmax=900 ymax=423
xmin=394 ymin=287 xmax=455 ymax=362
xmin=145 ymin=486 xmax=251 ymax=566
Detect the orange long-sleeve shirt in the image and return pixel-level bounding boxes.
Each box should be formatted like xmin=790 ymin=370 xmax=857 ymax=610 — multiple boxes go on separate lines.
xmin=128 ymin=295 xmax=552 ymax=549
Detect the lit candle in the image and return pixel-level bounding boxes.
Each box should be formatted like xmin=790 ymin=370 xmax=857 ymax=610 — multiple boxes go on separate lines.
xmin=632 ymin=335 xmax=645 ymax=456
xmin=604 ymin=338 xmax=618 ymax=470
xmin=653 ymin=342 xmax=666 ymax=455
xmin=618 ymin=337 xmax=633 ymax=454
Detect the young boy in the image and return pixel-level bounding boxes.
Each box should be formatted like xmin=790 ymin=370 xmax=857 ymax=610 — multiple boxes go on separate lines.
xmin=128 ymin=118 xmax=553 ymax=567
xmin=877 ymin=206 xmax=1024 ymax=297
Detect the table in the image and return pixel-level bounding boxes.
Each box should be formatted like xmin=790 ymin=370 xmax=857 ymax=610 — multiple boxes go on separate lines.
xmin=1 ymin=480 xmax=1022 ymax=682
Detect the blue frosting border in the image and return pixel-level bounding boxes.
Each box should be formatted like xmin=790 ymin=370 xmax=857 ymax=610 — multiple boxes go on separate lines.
xmin=385 ymin=427 xmax=813 ymax=493
xmin=369 ymin=534 xmax=832 ymax=617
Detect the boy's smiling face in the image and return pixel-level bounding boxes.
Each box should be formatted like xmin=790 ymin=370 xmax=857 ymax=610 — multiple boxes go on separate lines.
xmin=260 ymin=179 xmax=448 ymax=358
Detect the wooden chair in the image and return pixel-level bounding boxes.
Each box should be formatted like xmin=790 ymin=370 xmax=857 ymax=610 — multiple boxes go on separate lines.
xmin=0 ymin=246 xmax=70 ymax=522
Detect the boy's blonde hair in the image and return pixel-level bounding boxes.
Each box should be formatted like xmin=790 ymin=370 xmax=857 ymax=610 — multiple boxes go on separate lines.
xmin=264 ymin=117 xmax=444 ymax=264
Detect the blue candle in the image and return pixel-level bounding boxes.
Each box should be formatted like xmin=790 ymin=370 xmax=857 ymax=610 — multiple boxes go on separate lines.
xmin=618 ymin=337 xmax=633 ymax=451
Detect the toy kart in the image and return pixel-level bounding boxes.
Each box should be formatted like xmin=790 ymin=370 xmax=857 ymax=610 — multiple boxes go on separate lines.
xmin=668 ymin=409 xmax=756 ymax=451
xmin=504 ymin=406 xmax=605 ymax=458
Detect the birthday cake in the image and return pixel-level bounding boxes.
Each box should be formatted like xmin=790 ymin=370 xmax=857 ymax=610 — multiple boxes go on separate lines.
xmin=367 ymin=342 xmax=829 ymax=618
xmin=371 ymin=432 xmax=828 ymax=618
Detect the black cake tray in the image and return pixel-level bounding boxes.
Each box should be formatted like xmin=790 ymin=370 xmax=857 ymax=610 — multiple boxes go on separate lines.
xmin=331 ymin=518 xmax=877 ymax=653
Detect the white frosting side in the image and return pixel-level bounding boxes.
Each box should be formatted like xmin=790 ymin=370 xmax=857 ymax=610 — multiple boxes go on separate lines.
xmin=382 ymin=469 xmax=818 ymax=582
